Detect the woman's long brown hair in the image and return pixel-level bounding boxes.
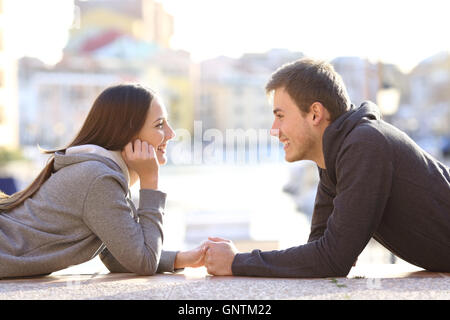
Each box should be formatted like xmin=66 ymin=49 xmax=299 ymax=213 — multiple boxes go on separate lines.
xmin=0 ymin=83 xmax=155 ymax=212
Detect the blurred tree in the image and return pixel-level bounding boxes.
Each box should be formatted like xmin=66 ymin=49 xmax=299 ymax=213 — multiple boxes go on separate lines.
xmin=0 ymin=148 xmax=24 ymax=167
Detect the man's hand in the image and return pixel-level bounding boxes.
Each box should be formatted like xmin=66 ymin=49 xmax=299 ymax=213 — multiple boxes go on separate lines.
xmin=204 ymin=237 xmax=239 ymax=276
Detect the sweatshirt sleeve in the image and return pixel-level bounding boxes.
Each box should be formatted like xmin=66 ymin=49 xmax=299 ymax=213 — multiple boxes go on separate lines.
xmin=232 ymin=132 xmax=393 ymax=278
xmin=307 ymin=169 xmax=335 ymax=243
xmin=83 ymin=175 xmax=166 ymax=276
xmin=99 ymin=248 xmax=183 ymax=273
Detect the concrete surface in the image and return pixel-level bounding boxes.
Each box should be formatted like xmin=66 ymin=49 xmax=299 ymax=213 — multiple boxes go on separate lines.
xmin=0 ymin=264 xmax=449 ymax=300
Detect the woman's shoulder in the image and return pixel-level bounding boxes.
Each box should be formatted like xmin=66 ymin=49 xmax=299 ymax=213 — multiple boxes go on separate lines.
xmin=53 ymin=154 xmax=128 ymax=192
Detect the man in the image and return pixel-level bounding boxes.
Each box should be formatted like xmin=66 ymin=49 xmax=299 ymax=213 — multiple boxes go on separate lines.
xmin=204 ymin=58 xmax=450 ymax=278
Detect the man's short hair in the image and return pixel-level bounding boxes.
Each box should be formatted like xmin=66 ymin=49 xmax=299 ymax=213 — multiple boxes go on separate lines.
xmin=266 ymin=58 xmax=351 ymax=122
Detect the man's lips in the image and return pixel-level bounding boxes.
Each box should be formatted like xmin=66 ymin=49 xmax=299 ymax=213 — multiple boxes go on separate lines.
xmin=280 ymin=140 xmax=290 ymax=150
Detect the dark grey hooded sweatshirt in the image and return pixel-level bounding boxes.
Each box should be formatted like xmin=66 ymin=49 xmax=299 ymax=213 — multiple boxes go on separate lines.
xmin=0 ymin=148 xmax=179 ymax=279
xmin=232 ymin=101 xmax=450 ymax=277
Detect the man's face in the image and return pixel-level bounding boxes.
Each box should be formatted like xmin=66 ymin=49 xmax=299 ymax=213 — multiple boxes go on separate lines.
xmin=270 ymin=87 xmax=316 ymax=163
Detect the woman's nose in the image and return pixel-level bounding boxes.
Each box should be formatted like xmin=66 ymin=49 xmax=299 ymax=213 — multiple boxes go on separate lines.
xmin=166 ymin=123 xmax=176 ymax=141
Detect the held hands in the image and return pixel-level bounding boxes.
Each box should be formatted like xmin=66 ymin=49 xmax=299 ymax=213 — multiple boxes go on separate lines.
xmin=174 ymin=237 xmax=238 ymax=276
xmin=174 ymin=244 xmax=207 ymax=269
xmin=122 ymin=139 xmax=159 ymax=190
xmin=203 ymin=237 xmax=238 ymax=276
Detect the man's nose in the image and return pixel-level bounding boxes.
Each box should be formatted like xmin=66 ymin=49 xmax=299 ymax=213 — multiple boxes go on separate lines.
xmin=270 ymin=122 xmax=280 ymax=137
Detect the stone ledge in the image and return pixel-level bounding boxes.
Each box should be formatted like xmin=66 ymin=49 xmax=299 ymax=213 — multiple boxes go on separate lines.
xmin=0 ymin=264 xmax=448 ymax=300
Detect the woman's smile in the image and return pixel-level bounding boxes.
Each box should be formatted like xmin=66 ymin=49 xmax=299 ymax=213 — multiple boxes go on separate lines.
xmin=157 ymin=143 xmax=167 ymax=154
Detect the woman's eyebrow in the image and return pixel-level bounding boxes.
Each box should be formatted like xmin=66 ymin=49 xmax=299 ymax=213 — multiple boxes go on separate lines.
xmin=152 ymin=117 xmax=166 ymax=124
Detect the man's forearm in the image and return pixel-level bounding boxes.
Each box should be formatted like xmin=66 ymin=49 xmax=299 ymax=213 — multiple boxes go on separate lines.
xmin=231 ymin=241 xmax=347 ymax=278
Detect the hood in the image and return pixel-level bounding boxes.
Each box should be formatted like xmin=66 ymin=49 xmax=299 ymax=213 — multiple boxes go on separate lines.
xmin=322 ymin=101 xmax=382 ymax=184
xmin=53 ymin=144 xmax=130 ymax=187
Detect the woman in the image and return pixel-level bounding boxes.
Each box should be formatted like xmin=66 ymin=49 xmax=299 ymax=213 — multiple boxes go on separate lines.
xmin=0 ymin=83 xmax=204 ymax=279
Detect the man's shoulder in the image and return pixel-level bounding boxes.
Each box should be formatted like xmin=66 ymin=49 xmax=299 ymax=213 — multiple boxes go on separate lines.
xmin=345 ymin=121 xmax=388 ymax=145
xmin=339 ymin=121 xmax=394 ymax=161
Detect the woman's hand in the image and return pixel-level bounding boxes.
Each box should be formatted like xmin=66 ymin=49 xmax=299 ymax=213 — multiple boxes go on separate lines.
xmin=122 ymin=139 xmax=159 ymax=190
xmin=174 ymin=244 xmax=207 ymax=269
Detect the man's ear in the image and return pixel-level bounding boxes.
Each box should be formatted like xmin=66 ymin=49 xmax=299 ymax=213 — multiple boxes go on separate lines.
xmin=310 ymin=102 xmax=328 ymax=126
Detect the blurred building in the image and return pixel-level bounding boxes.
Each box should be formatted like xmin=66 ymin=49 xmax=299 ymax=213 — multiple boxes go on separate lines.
xmin=18 ymin=57 xmax=123 ymax=148
xmin=19 ymin=0 xmax=197 ymax=149
xmin=198 ymin=49 xmax=304 ymax=133
xmin=331 ymin=57 xmax=380 ymax=107
xmin=390 ymin=51 xmax=450 ymax=159
xmin=68 ymin=0 xmax=196 ymax=134
xmin=195 ymin=50 xmax=303 ymax=165
xmin=149 ymin=49 xmax=197 ymax=133
xmin=198 ymin=52 xmax=410 ymax=136
xmin=406 ymin=51 xmax=450 ymax=137
xmin=332 ymin=57 xmax=409 ymax=120
xmin=71 ymin=0 xmax=173 ymax=50
xmin=0 ymin=0 xmax=18 ymax=149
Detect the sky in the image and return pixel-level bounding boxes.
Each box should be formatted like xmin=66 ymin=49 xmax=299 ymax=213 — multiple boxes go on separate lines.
xmin=4 ymin=0 xmax=450 ymax=73
xmin=3 ymin=0 xmax=74 ymax=64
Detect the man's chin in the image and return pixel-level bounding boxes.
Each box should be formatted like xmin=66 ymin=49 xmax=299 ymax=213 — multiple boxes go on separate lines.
xmin=284 ymin=152 xmax=302 ymax=163
xmin=284 ymin=154 xmax=296 ymax=163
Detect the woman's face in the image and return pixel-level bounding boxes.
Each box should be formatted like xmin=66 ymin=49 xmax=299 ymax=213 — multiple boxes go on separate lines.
xmin=135 ymin=97 xmax=176 ymax=165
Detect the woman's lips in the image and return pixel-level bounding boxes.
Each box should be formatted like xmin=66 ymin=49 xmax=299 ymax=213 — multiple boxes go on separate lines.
xmin=157 ymin=144 xmax=167 ymax=154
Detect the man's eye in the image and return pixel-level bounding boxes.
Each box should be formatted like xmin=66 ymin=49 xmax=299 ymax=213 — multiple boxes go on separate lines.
xmin=276 ymin=114 xmax=283 ymax=119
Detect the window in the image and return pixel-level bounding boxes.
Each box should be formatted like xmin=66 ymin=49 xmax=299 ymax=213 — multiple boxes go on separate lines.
xmin=0 ymin=106 xmax=4 ymax=125
xmin=234 ymin=105 xmax=244 ymax=115
xmin=0 ymin=70 xmax=5 ymax=88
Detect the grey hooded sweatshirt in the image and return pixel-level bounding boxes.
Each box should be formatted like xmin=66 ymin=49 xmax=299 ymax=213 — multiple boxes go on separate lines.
xmin=0 ymin=145 xmax=179 ymax=279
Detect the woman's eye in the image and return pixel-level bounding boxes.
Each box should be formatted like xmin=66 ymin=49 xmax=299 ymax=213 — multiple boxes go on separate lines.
xmin=156 ymin=122 xmax=164 ymax=129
